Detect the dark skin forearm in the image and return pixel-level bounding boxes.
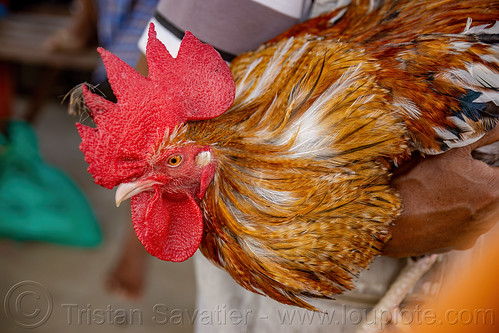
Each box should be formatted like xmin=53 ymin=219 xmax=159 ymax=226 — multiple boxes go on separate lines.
xmin=384 ymin=124 xmax=499 ymax=257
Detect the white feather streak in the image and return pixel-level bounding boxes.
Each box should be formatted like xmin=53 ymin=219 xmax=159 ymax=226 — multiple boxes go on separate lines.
xmin=433 ymin=127 xmax=459 ymax=141
xmin=394 ymin=97 xmax=422 ymax=119
xmin=251 ymin=186 xmax=297 ymax=206
xmin=235 ymin=57 xmax=263 ymax=100
xmin=244 ymin=38 xmax=296 ymax=102
xmin=276 ymin=64 xmax=363 ymax=157
xmin=463 ymin=19 xmax=499 ymax=35
xmin=449 ymin=116 xmax=475 ymax=133
xmin=444 ymin=134 xmax=485 ymax=148
xmin=442 ymin=64 xmax=499 ymax=105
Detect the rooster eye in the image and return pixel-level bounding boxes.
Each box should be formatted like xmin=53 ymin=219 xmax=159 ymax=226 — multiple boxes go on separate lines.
xmin=167 ymin=155 xmax=183 ymax=167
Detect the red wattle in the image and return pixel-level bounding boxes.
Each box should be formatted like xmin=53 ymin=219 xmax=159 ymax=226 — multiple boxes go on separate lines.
xmin=131 ymin=188 xmax=203 ymax=262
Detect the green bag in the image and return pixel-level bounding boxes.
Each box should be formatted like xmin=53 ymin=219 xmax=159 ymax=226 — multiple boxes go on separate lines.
xmin=0 ymin=120 xmax=101 ymax=247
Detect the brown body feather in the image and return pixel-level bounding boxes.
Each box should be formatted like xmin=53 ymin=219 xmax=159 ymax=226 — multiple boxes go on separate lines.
xmin=165 ymin=0 xmax=498 ymax=309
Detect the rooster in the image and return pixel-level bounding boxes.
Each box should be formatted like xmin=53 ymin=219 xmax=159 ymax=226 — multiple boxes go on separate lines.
xmin=77 ymin=0 xmax=498 ymax=310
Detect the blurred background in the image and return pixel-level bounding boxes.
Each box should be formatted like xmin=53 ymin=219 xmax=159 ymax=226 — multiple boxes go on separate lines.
xmin=0 ymin=1 xmax=196 ymax=332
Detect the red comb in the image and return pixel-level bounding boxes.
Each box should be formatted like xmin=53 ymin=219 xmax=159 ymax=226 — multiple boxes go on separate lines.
xmin=77 ymin=23 xmax=235 ymax=189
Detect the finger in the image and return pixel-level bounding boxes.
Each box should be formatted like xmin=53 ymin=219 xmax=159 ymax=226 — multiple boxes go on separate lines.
xmin=469 ymin=122 xmax=499 ymax=150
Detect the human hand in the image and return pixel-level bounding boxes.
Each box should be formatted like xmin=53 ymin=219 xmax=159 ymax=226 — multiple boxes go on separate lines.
xmin=383 ymin=125 xmax=499 ymax=258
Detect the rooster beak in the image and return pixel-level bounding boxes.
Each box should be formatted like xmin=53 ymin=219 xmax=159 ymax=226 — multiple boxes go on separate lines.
xmin=115 ymin=179 xmax=161 ymax=207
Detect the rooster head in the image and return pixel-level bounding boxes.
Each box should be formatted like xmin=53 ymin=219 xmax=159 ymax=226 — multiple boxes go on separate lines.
xmin=76 ymin=24 xmax=235 ymax=261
